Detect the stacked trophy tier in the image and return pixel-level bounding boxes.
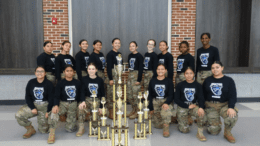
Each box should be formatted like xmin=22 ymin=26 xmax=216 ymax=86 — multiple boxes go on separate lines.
xmin=88 ymin=91 xmax=99 ymax=137
xmin=134 ymin=91 xmax=152 ymax=139
xmin=111 ymin=54 xmax=129 ymax=146
xmin=97 ymin=97 xmax=110 ymax=140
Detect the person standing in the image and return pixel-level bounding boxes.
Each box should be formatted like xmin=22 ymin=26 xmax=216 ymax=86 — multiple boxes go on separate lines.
xmin=158 ymin=40 xmax=173 ymax=81
xmin=143 ymin=39 xmax=158 ymax=91
xmin=126 ymin=41 xmax=144 ymax=119
xmin=75 ymin=39 xmax=90 ymax=81
xmin=196 ymin=33 xmax=220 ymax=84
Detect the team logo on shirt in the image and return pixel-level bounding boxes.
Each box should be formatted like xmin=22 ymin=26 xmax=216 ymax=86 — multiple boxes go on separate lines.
xmin=155 ymin=85 xmax=165 ymax=98
xmin=159 ymin=59 xmax=164 ymax=64
xmin=99 ymin=57 xmax=106 ymax=69
xmin=64 ymin=59 xmax=73 ymax=66
xmin=129 ymin=58 xmax=136 ymax=70
xmin=200 ymin=53 xmax=209 ymax=67
xmin=65 ymin=86 xmax=76 ymax=100
xmin=177 ymin=59 xmax=184 ymax=71
xmin=89 ymin=83 xmax=99 ymax=97
xmin=51 ymin=58 xmax=55 ymax=64
xmin=144 ymin=57 xmax=150 ymax=69
xmin=33 ymin=87 xmax=44 ymax=101
xmin=210 ymin=83 xmax=223 ymax=98
xmin=184 ymin=88 xmax=195 ymax=102
xmin=85 ymin=56 xmax=89 ymax=68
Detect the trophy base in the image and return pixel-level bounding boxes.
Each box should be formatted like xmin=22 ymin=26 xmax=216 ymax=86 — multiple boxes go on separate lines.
xmin=146 ymin=132 xmax=153 ymax=135
xmin=97 ymin=137 xmax=111 ymax=141
xmin=89 ymin=134 xmax=98 ymax=137
xmin=133 ymin=136 xmax=147 ymax=140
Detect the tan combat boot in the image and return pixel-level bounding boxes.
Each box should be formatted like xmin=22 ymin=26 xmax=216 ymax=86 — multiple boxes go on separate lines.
xmin=23 ymin=125 xmax=36 ymax=139
xmin=163 ymin=124 xmax=170 ymax=137
xmin=76 ymin=123 xmax=85 ymax=137
xmin=196 ymin=128 xmax=207 ymax=141
xmin=129 ymin=107 xmax=138 ymax=119
xmin=224 ymin=127 xmax=236 ymax=143
xmin=47 ymin=128 xmax=55 ymax=144
xmin=126 ymin=106 xmax=135 ymax=117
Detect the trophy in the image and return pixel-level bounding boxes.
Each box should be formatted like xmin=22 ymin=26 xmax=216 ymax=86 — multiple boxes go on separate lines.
xmin=97 ymin=97 xmax=110 ymax=140
xmin=111 ymin=54 xmax=129 ymax=146
xmin=134 ymin=92 xmax=146 ymax=139
xmin=89 ymin=91 xmax=98 ymax=137
xmin=143 ymin=91 xmax=152 ymax=135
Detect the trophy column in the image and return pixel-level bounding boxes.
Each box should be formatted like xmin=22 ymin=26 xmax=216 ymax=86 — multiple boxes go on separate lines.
xmin=89 ymin=91 xmax=98 ymax=137
xmin=97 ymin=97 xmax=110 ymax=140
xmin=143 ymin=91 xmax=152 ymax=135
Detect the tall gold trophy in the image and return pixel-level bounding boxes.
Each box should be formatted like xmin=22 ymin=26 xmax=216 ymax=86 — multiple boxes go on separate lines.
xmin=97 ymin=97 xmax=110 ymax=140
xmin=133 ymin=92 xmax=146 ymax=139
xmin=89 ymin=91 xmax=98 ymax=137
xmin=143 ymin=91 xmax=152 ymax=135
xmin=111 ymin=54 xmax=129 ymax=146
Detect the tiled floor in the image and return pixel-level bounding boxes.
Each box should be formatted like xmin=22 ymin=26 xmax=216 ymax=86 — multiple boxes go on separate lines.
xmin=0 ymin=103 xmax=259 ymax=146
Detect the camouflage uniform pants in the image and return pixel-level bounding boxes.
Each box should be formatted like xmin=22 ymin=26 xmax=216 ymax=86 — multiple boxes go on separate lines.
xmin=205 ymin=101 xmax=238 ymax=135
xmin=196 ymin=70 xmax=212 ymax=85
xmin=106 ymin=69 xmax=118 ymax=109
xmin=152 ymin=98 xmax=174 ymax=127
xmin=127 ymin=71 xmax=141 ymax=107
xmin=97 ymin=70 xmax=106 ymax=81
xmin=175 ymin=73 xmax=185 ymax=86
xmin=46 ymin=72 xmax=56 ymax=86
xmin=61 ymin=73 xmax=78 ymax=80
xmin=82 ymin=70 xmax=88 ymax=77
xmin=78 ymin=97 xmax=101 ymax=128
xmin=143 ymin=71 xmax=153 ymax=92
xmin=177 ymin=106 xmax=207 ymax=133
xmin=48 ymin=101 xmax=77 ymax=132
xmin=15 ymin=102 xmax=49 ymax=133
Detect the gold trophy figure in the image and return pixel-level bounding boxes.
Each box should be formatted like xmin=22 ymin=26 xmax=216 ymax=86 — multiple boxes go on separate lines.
xmin=134 ymin=92 xmax=146 ymax=139
xmin=144 ymin=91 xmax=152 ymax=134
xmin=89 ymin=91 xmax=98 ymax=137
xmin=97 ymin=97 xmax=110 ymax=140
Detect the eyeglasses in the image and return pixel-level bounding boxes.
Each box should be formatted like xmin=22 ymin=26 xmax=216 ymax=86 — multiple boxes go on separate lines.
xmin=36 ymin=71 xmax=45 ymax=74
xmin=148 ymin=43 xmax=154 ymax=46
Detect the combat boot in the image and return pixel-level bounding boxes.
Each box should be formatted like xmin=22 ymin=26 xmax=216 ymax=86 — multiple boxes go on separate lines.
xmin=23 ymin=125 xmax=36 ymax=139
xmin=163 ymin=124 xmax=170 ymax=137
xmin=47 ymin=128 xmax=55 ymax=144
xmin=126 ymin=106 xmax=135 ymax=117
xmin=129 ymin=107 xmax=138 ymax=119
xmin=224 ymin=127 xmax=236 ymax=143
xmin=76 ymin=123 xmax=85 ymax=137
xmin=196 ymin=128 xmax=207 ymax=141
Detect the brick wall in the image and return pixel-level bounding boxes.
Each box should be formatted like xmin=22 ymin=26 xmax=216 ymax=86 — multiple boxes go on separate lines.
xmin=171 ymin=0 xmax=197 ymax=80
xmin=43 ymin=0 xmax=69 ymax=55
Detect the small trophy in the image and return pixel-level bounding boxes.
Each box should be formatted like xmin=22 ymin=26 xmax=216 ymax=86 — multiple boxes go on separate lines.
xmin=97 ymin=97 xmax=110 ymax=140
xmin=115 ymin=54 xmax=123 ymax=84
xmin=134 ymin=92 xmax=147 ymax=139
xmin=89 ymin=91 xmax=98 ymax=137
xmin=144 ymin=91 xmax=152 ymax=135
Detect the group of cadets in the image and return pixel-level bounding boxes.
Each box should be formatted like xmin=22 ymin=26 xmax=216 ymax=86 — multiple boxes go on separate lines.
xmin=15 ymin=33 xmax=238 ymax=144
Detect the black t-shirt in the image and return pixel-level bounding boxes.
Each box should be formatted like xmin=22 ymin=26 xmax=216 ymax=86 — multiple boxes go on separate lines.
xmin=203 ymin=76 xmax=237 ymax=109
xmin=144 ymin=52 xmax=158 ymax=77
xmin=158 ymin=52 xmax=174 ymax=80
xmin=175 ymin=80 xmax=204 ymax=108
xmin=25 ymin=78 xmax=54 ymax=112
xmin=37 ymin=52 xmax=55 ymax=74
xmin=148 ymin=77 xmax=174 ymax=110
xmin=54 ymin=79 xmax=81 ymax=106
xmin=128 ymin=52 xmax=144 ymax=82
xmin=75 ymin=51 xmax=90 ymax=80
xmin=106 ymin=50 xmax=123 ymax=80
xmin=196 ymin=46 xmax=220 ymax=74
xmin=80 ymin=76 xmax=105 ymax=108
xmin=89 ymin=52 xmax=106 ymax=71
xmin=55 ymin=54 xmax=76 ymax=81
xmin=176 ymin=53 xmax=195 ymax=73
